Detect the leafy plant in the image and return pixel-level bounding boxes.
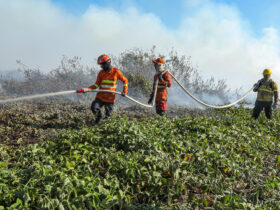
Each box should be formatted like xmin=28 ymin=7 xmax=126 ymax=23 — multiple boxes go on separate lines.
xmin=0 ymin=105 xmax=279 ymax=209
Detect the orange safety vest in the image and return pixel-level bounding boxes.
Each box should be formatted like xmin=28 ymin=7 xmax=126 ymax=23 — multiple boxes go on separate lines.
xmin=152 ymin=72 xmax=172 ymax=101
xmin=88 ymin=67 xmax=128 ymax=103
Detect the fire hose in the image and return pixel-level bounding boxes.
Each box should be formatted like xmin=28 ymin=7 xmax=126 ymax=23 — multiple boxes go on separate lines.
xmin=169 ymin=72 xmax=254 ymax=109
xmin=78 ymin=72 xmax=254 ymax=109
xmin=79 ymin=80 xmax=159 ymax=108
xmin=0 ymin=72 xmax=254 ymax=108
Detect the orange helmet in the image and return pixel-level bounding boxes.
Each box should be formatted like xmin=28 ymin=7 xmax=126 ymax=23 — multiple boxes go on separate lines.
xmin=153 ymin=57 xmax=165 ymax=64
xmin=97 ymin=54 xmax=111 ymax=64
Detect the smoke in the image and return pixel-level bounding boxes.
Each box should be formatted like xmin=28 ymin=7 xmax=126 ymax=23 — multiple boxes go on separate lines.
xmin=168 ymin=85 xmax=203 ymax=108
xmin=168 ymin=79 xmax=233 ymax=109
xmin=1 ymin=0 xmax=280 ymax=92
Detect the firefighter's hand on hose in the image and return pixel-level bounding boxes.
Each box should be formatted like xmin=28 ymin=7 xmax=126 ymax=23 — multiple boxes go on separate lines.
xmin=121 ymin=92 xmax=127 ymax=97
xmin=253 ymin=80 xmax=261 ymax=92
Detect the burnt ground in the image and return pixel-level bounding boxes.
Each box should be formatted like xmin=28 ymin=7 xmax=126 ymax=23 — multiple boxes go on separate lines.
xmin=0 ymin=96 xmax=219 ymax=146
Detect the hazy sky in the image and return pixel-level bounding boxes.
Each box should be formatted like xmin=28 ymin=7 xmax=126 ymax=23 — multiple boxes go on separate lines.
xmin=51 ymin=0 xmax=280 ymax=35
xmin=1 ymin=0 xmax=280 ymax=89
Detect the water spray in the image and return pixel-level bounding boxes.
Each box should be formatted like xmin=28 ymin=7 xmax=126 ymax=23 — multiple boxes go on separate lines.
xmin=0 ymin=90 xmax=76 ymax=104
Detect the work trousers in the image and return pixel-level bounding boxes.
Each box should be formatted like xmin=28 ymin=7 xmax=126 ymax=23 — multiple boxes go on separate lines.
xmin=156 ymin=100 xmax=167 ymax=116
xmin=252 ymin=100 xmax=273 ymax=119
xmin=91 ymin=98 xmax=114 ymax=119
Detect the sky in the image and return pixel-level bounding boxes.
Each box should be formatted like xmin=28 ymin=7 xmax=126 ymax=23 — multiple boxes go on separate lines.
xmin=1 ymin=0 xmax=280 ymax=90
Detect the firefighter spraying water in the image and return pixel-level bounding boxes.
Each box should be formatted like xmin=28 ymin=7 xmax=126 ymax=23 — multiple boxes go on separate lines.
xmin=77 ymin=54 xmax=128 ymax=124
xmin=1 ymin=55 xmax=278 ymax=121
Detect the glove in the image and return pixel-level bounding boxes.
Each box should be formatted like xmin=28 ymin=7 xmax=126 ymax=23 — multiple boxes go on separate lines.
xmin=148 ymin=96 xmax=153 ymax=104
xmin=253 ymin=80 xmax=262 ymax=90
xmin=253 ymin=83 xmax=260 ymax=92
xmin=121 ymin=92 xmax=127 ymax=97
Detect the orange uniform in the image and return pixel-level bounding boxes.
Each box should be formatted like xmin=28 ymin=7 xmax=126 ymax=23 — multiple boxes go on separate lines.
xmin=152 ymin=72 xmax=172 ymax=101
xmin=88 ymin=67 xmax=128 ymax=103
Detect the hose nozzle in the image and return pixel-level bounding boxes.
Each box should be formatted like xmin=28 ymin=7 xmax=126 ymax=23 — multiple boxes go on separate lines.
xmin=76 ymin=89 xmax=85 ymax=93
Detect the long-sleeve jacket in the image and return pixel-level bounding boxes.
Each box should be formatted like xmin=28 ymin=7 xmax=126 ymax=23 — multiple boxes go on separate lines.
xmin=151 ymin=72 xmax=172 ymax=101
xmin=253 ymin=78 xmax=279 ymax=103
xmin=88 ymin=67 xmax=128 ymax=103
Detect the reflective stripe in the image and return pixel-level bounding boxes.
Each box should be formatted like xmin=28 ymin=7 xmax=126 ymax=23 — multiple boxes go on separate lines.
xmin=258 ymin=88 xmax=274 ymax=93
xmin=100 ymin=85 xmax=117 ymax=88
xmin=100 ymin=80 xmax=117 ymax=88
xmin=123 ymin=84 xmax=128 ymax=87
xmin=102 ymin=80 xmax=117 ymax=84
xmin=257 ymin=85 xmax=274 ymax=101
xmin=157 ymin=81 xmax=168 ymax=88
xmin=93 ymin=83 xmax=99 ymax=88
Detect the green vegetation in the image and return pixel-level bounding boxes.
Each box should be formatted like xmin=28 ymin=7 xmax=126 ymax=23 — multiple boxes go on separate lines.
xmin=0 ymin=47 xmax=278 ymax=209
xmin=0 ymin=105 xmax=279 ymax=209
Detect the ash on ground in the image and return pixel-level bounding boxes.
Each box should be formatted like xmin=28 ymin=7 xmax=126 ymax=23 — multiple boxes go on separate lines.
xmin=0 ymin=97 xmax=227 ymax=146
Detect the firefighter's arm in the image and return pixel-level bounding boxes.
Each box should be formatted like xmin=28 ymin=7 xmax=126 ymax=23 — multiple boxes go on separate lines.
xmin=274 ymin=82 xmax=279 ymax=104
xmin=87 ymin=72 xmax=102 ymax=90
xmin=253 ymin=80 xmax=262 ymax=92
xmin=158 ymin=73 xmax=171 ymax=87
xmin=165 ymin=72 xmax=172 ymax=88
xmin=117 ymin=70 xmax=128 ymax=94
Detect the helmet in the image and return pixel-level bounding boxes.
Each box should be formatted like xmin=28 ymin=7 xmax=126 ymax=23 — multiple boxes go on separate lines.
xmin=152 ymin=57 xmax=165 ymax=64
xmin=97 ymin=54 xmax=111 ymax=64
xmin=263 ymin=68 xmax=272 ymax=75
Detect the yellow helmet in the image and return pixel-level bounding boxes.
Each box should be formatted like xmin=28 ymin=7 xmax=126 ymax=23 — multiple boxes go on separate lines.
xmin=263 ymin=68 xmax=272 ymax=75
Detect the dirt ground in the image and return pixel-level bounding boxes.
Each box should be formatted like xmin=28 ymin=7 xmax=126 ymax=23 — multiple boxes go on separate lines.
xmin=0 ymin=96 xmax=218 ymax=146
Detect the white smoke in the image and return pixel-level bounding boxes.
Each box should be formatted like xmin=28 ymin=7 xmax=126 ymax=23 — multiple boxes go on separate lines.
xmin=1 ymin=0 xmax=280 ymax=93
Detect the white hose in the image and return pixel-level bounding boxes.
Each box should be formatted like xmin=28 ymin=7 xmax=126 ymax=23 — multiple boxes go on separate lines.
xmin=169 ymin=72 xmax=254 ymax=109
xmin=86 ymin=79 xmax=159 ymax=108
xmin=0 ymin=73 xmax=253 ymax=109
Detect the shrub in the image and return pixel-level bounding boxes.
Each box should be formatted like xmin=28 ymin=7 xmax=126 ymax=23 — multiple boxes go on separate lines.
xmin=1 ymin=47 xmax=230 ymax=103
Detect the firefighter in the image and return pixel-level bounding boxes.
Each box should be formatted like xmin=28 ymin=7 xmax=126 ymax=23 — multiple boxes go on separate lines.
xmin=81 ymin=54 xmax=128 ymax=124
xmin=252 ymin=68 xmax=279 ymax=119
xmin=148 ymin=57 xmax=172 ymax=115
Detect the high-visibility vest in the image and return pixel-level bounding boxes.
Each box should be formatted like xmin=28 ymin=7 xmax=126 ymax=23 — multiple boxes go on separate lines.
xmin=257 ymin=80 xmax=278 ymax=102
xmin=88 ymin=67 xmax=128 ymax=103
xmin=157 ymin=81 xmax=169 ymax=89
xmin=152 ymin=72 xmax=172 ymax=101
